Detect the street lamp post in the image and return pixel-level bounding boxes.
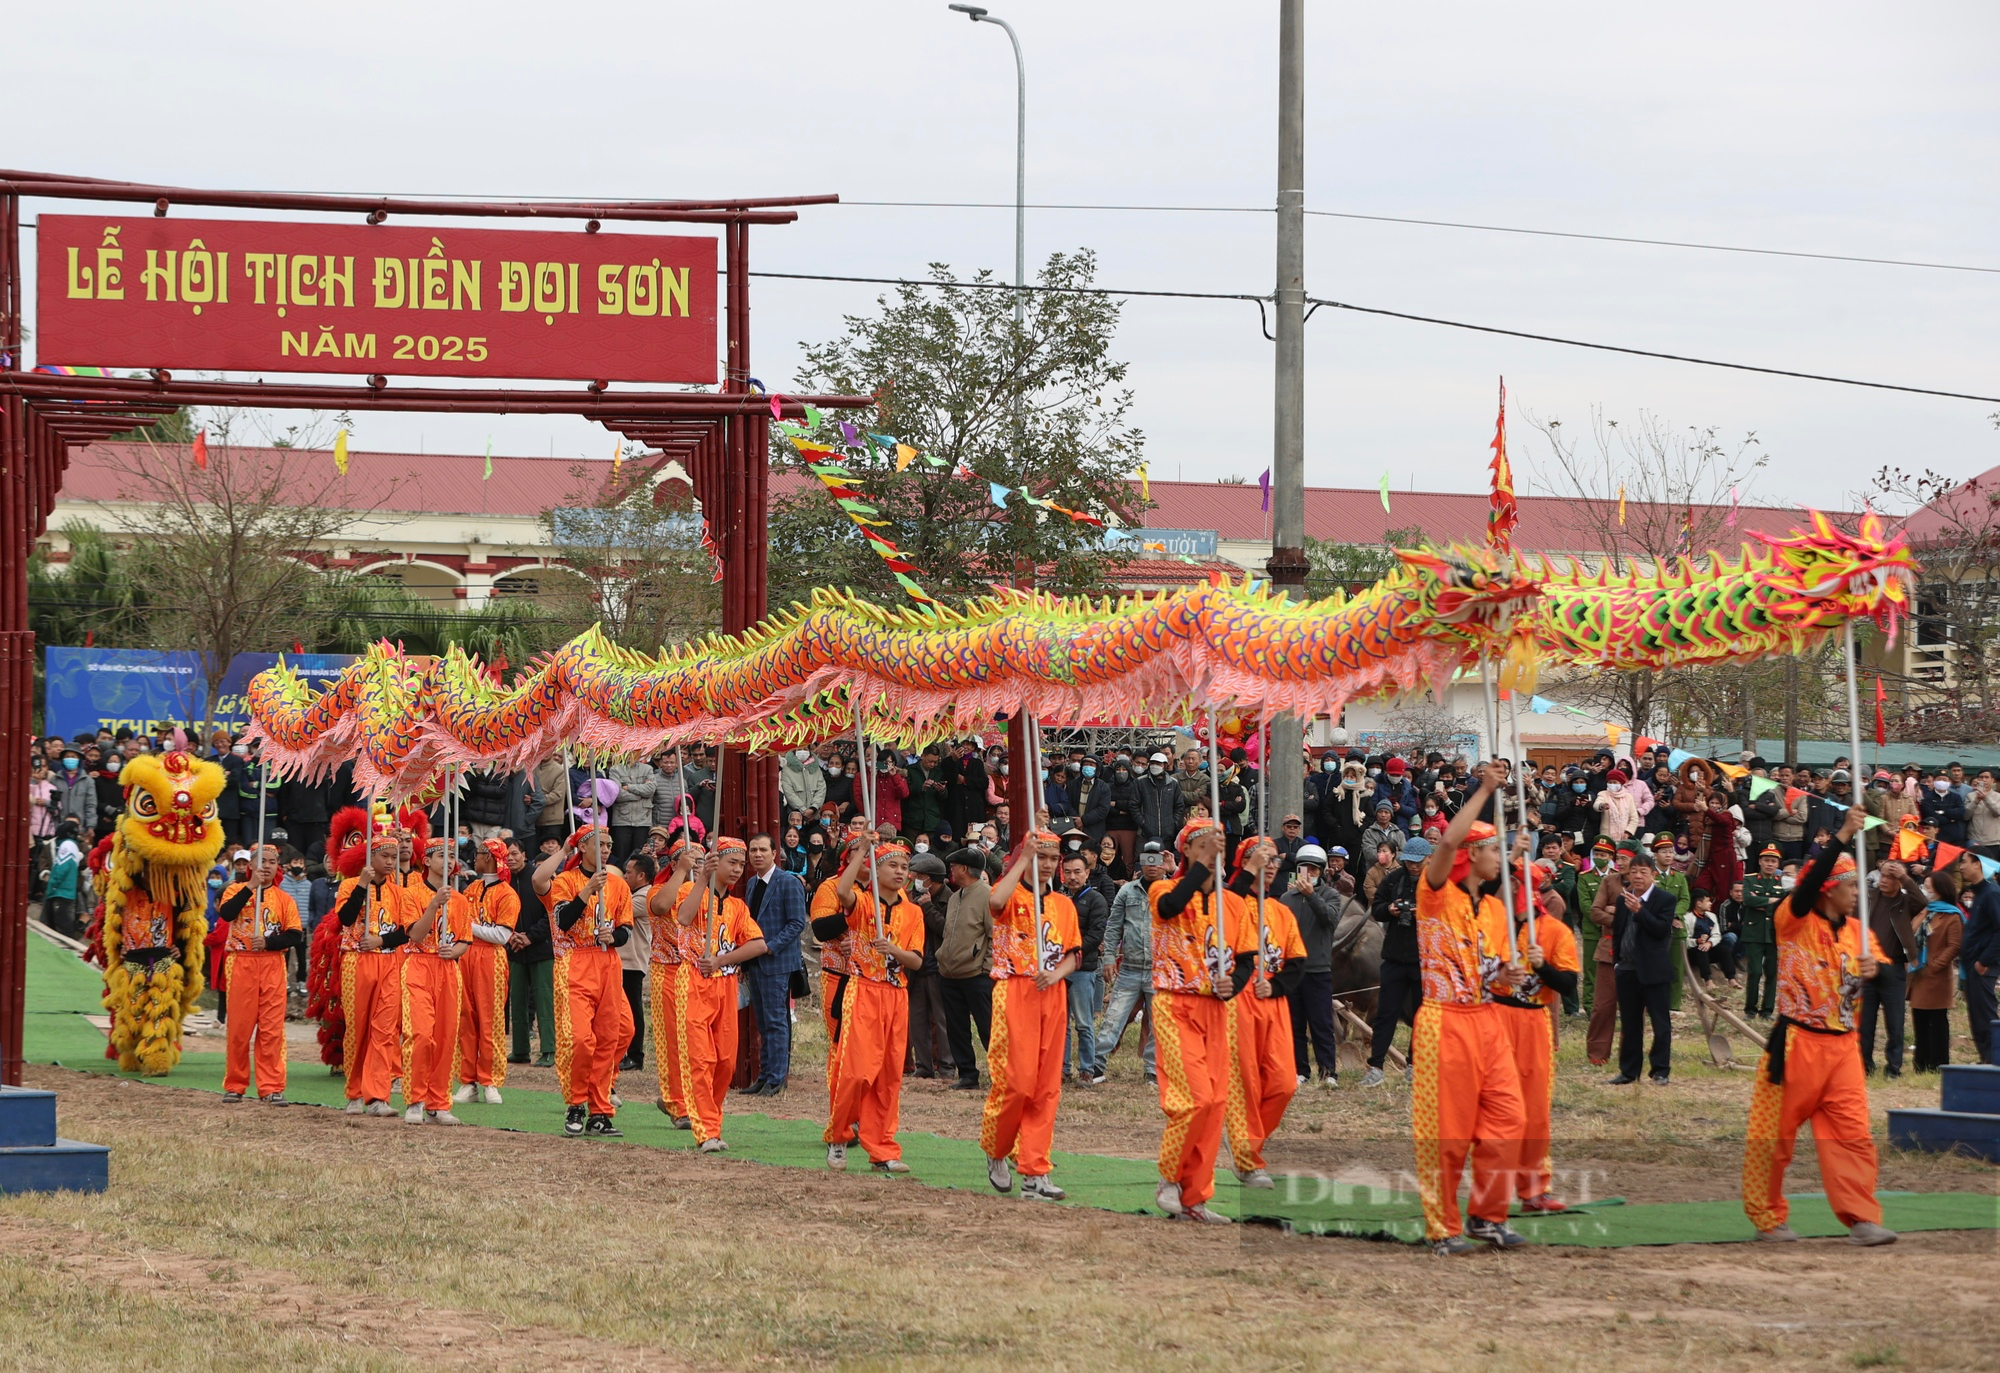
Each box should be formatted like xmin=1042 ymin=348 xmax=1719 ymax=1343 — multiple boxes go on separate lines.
xmin=947 ymin=3 xmax=1038 ymax=834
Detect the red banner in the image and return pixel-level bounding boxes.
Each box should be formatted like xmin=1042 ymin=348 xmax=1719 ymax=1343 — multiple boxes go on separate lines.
xmin=35 ymin=215 xmax=717 ymax=384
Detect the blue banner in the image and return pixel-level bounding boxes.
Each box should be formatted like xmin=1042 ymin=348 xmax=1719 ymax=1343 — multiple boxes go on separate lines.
xmin=43 ymin=647 xmax=355 ymax=742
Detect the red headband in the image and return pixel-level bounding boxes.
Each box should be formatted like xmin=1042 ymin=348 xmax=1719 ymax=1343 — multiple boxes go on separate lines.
xmin=712 ymin=837 xmax=747 ymax=856
xmin=1449 ymin=821 xmax=1498 ymax=884
xmin=481 ymin=838 xmax=511 ymax=883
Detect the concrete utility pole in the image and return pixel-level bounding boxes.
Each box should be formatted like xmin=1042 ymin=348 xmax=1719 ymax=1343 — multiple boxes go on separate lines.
xmin=1265 ymin=0 xmax=1308 ymax=829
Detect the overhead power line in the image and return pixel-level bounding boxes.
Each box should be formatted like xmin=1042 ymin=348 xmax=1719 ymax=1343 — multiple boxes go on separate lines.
xmin=750 ymin=267 xmax=2000 ymax=405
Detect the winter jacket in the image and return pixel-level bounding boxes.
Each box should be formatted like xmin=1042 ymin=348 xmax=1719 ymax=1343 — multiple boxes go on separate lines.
xmin=607 ymin=762 xmax=657 ymax=827
xmin=1773 ymin=788 xmax=1811 ymax=844
xmin=1134 ymin=772 xmax=1187 ymax=845
xmin=1737 ymin=778 xmax=1780 ymax=851
xmin=1083 ymin=773 xmax=1140 ymax=839
xmin=55 ymin=771 xmax=97 ymax=826
xmin=651 ymin=764 xmax=697 ymax=828
xmin=1360 ymin=822 xmax=1404 ymax=864
xmin=1281 ymin=882 xmax=1341 ymax=973
xmin=528 ymin=758 xmax=568 ymax=829
xmin=1102 ymin=876 xmax=1155 ymax=973
xmin=1920 ymin=786 xmax=1969 ymax=847
xmin=903 ymin=763 xmax=949 ymax=837
xmin=872 ymin=765 xmax=910 ymax=831
xmin=1969 ymin=784 xmax=2000 ymax=851
xmin=936 ymin=878 xmax=994 ymax=980
xmin=461 ymin=771 xmax=512 ymax=829
xmin=1593 ymin=786 xmax=1641 ymax=842
xmin=779 ymin=753 xmax=827 ymax=817
xmin=1369 ymin=864 xmax=1421 ymax=964
xmin=1061 ymin=881 xmax=1110 ymax=972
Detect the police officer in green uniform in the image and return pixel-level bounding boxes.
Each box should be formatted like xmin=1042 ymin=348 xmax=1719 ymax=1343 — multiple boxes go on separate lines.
xmin=1739 ymin=843 xmax=1785 ymax=1019
xmin=1575 ymin=835 xmax=1616 ymax=1007
xmin=1650 ymin=835 xmax=1693 ymax=1010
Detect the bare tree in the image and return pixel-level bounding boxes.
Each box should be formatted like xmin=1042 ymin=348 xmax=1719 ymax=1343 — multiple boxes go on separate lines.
xmin=1522 ymin=407 xmax=1771 ymax=736
xmin=1870 ymin=451 xmax=2000 ymax=737
xmin=1369 ymin=699 xmax=1484 ymax=761
xmin=539 ymin=454 xmax=720 ymax=651
xmin=83 ymin=410 xmax=386 ymax=731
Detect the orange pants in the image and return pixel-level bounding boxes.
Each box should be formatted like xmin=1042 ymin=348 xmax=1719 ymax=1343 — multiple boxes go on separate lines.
xmin=1743 ymin=1027 xmax=1881 ymax=1231
xmin=1412 ymin=1001 xmax=1527 ymax=1240
xmin=554 ymin=948 xmax=632 ymax=1116
xmin=1227 ymin=990 xmax=1297 ymax=1172
xmin=979 ymin=977 xmax=1066 ymax=1176
xmin=682 ymin=972 xmax=740 ymax=1143
xmin=402 ymin=954 xmax=463 ymax=1112
xmin=1498 ymin=1002 xmax=1556 ymax=1199
xmin=456 ymin=942 xmax=510 ymax=1088
xmin=223 ymin=952 xmax=288 ymax=1098
xmin=1155 ymin=990 xmax=1236 ymax=1208
xmin=823 ymin=977 xmax=908 ymax=1162
xmin=649 ymin=962 xmax=687 ymax=1115
xmin=342 ymin=952 xmax=403 ymax=1103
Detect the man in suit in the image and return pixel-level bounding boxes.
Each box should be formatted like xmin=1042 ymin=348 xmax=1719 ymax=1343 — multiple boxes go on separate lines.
xmin=738 ymin=831 xmax=808 ymax=1096
xmin=1608 ymin=851 xmax=1678 ymax=1084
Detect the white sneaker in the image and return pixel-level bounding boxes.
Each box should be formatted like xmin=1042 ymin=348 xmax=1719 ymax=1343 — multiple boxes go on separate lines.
xmin=365 ymin=1100 xmax=397 ymax=1118
xmin=1155 ymin=1180 xmax=1186 ymax=1217
xmin=1186 ymin=1204 xmax=1234 ymax=1225
xmin=1020 ymin=1174 xmax=1066 ymax=1201
xmin=1296 ymin=1073 xmax=1308 ymax=1087
xmin=871 ymin=1158 xmax=911 ymax=1175
xmin=402 ymin=1104 xmax=424 ymax=1124
xmin=1360 ymin=1068 xmax=1386 ymax=1088
xmin=987 ymin=1154 xmax=1015 ymax=1193
xmin=481 ymin=1085 xmax=503 ymax=1105
xmin=1090 ymin=1073 xmax=1107 ymax=1085
xmin=699 ymin=1137 xmax=727 ymax=1154
xmin=1319 ymin=1074 xmax=1339 ymax=1090
xmin=826 ymin=1143 xmax=848 ymax=1170
xmin=344 ymin=1098 xmax=365 ymax=1115
xmin=426 ymin=1110 xmax=463 ymax=1126
xmin=453 ymin=1083 xmax=476 ymax=1104
xmin=1236 ymin=1167 xmax=1274 ymax=1189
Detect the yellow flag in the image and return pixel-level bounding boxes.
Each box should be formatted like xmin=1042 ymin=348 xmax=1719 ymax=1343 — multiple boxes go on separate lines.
xmin=1616 ymin=484 xmax=1627 ymax=526
xmin=1137 ymin=463 xmax=1150 ymax=501
xmin=610 ymin=435 xmax=622 ymax=482
xmin=895 ymin=443 xmax=916 ymax=473
xmin=333 ymin=428 xmax=349 ymax=476
xmin=1605 ymin=722 xmax=1623 ymax=746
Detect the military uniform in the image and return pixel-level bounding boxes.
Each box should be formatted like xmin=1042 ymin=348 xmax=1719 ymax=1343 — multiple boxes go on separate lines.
xmin=1740 ymin=867 xmax=1784 ymax=1018
xmin=1650 ymin=847 xmax=1693 ymax=1011
xmin=1575 ymin=840 xmax=1615 ymax=1005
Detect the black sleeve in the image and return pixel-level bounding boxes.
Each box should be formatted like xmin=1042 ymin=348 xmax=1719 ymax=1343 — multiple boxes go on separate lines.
xmin=1230 ymin=951 xmax=1256 ymax=996
xmin=1791 ymin=840 xmax=1844 ymax=916
xmin=380 ymin=928 xmax=409 ymax=950
xmin=1537 ymin=966 xmax=1579 ymax=998
xmin=1272 ymin=962 xmax=1306 ymax=996
xmin=217 ymin=887 xmax=253 ymax=922
xmin=811 ymin=912 xmax=850 ymax=942
xmin=612 ymin=925 xmax=630 ymax=948
xmin=1226 ymin=868 xmax=1257 ymax=898
xmin=336 ymin=883 xmax=366 ymax=927
xmin=1156 ymin=863 xmax=1209 ymax=919
xmin=263 ymin=928 xmax=304 ymax=953
xmin=555 ymin=899 xmax=588 ymax=932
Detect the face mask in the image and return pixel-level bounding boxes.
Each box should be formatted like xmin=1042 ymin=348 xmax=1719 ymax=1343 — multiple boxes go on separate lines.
xmin=1424 ymin=805 xmax=1438 ymax=815
xmin=826 ymin=766 xmax=842 ymax=777
xmin=794 ymin=749 xmax=811 ymax=763
xmin=63 ymin=758 xmax=77 ymax=771
xmin=1082 ymin=766 xmax=1095 ymax=779
xmin=1608 ymin=782 xmax=1623 ymax=794
xmin=1114 ymin=768 xmax=1129 ymax=781
xmin=1367 ymin=768 xmax=1379 ymax=779
xmin=914 ymin=841 xmax=929 ymax=853
xmin=1040 ymin=768 xmax=1049 ymax=781
xmin=1571 ymin=782 xmax=1586 ymax=793
xmin=1934 ymin=780 xmax=1950 ymax=794
xmin=1150 ymin=765 xmax=1165 ymax=777
xmin=1343 ymin=776 xmax=1360 ymax=789
xmin=1322 ymin=759 xmax=1337 ymax=772
xmin=999 ymin=764 xmax=1010 ymax=776
xmin=910 ymin=878 xmax=927 ymax=896
xmin=1198 ymin=760 xmax=1209 ymax=772
xmin=817 ymin=817 xmax=831 ymax=828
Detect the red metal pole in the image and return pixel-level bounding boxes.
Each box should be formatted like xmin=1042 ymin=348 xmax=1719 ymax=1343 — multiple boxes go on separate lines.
xmin=0 ymin=185 xmax=26 ymax=1086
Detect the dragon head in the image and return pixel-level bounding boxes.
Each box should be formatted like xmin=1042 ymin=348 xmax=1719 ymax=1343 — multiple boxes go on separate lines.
xmin=115 ymin=750 xmax=226 ymax=908
xmin=1395 ymin=544 xmax=1546 ymax=688
xmin=1751 ymin=510 xmax=1920 ymax=642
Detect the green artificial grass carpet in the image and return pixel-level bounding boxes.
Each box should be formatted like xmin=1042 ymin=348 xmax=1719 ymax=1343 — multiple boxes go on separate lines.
xmin=25 ymin=934 xmax=1998 ymax=1246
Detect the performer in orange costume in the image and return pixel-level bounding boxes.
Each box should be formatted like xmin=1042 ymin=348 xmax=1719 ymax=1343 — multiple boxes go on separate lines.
xmin=1149 ymin=821 xmax=1257 ymax=1225
xmin=980 ymin=831 xmax=1081 ymax=1201
xmin=331 ymin=807 xmax=421 ymax=1117
xmin=814 ymin=834 xmax=924 ymax=1173
xmin=671 ymin=837 xmax=768 ymax=1153
xmin=646 ymin=843 xmax=695 ymax=1126
xmin=453 ymin=839 xmax=520 ymax=1106
xmin=534 ymin=823 xmax=636 ymax=1137
xmin=1415 ymin=764 xmax=1531 ymax=1255
xmin=217 ymin=843 xmax=304 ymax=1104
xmin=401 ymin=834 xmax=473 ymax=1125
xmin=1744 ymin=805 xmax=1896 ymax=1245
xmin=1481 ymin=845 xmax=1581 ymax=1213
xmin=810 ymin=836 xmax=861 ymax=1131
xmin=1224 ymin=836 xmax=1307 ymax=1189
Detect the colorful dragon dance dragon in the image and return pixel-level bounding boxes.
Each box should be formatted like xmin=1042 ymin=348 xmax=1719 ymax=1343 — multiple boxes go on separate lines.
xmin=99 ymin=751 xmax=227 ymax=1075
xmin=242 ymin=513 xmax=1916 ymax=796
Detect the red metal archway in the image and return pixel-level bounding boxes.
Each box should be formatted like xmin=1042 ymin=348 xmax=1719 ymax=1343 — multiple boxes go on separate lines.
xmin=0 ymin=170 xmax=869 ymax=1084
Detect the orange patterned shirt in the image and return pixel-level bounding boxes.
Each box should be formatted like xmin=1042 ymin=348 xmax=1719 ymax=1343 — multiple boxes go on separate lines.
xmin=540 ymin=868 xmax=634 ymax=958
xmin=647 ymin=878 xmax=694 ymax=966
xmin=1416 ymin=876 xmax=1506 ymax=1006
xmin=465 ymin=878 xmax=520 ymax=933
xmin=990 ymin=885 xmax=1082 ymax=980
xmin=336 ymin=878 xmax=418 ymax=954
xmin=220 ymin=882 xmax=302 ymax=954
xmin=671 ymin=882 xmax=764 ymax=979
xmin=1479 ymin=902 xmax=1581 ymax=1007
xmin=122 ymin=888 xmax=176 ymax=952
xmin=829 ymin=890 xmax=925 ymax=987
xmin=1245 ymin=894 xmax=1307 ymax=979
xmin=404 ymin=887 xmax=473 ymax=955
xmin=811 ymin=876 xmax=851 ymax=977
xmin=1148 ymin=879 xmax=1257 ymax=997
xmin=1774 ymin=896 xmax=1888 ymax=1033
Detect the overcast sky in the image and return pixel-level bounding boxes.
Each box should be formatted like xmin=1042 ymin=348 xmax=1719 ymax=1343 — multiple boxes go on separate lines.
xmin=12 ymin=1 xmax=1996 ymax=510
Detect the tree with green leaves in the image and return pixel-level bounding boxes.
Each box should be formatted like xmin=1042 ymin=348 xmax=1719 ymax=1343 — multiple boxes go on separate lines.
xmin=769 ymin=251 xmax=1148 ymax=609
xmin=539 ymin=456 xmax=720 ymax=650
xmin=1304 ymin=525 xmax=1429 ymax=599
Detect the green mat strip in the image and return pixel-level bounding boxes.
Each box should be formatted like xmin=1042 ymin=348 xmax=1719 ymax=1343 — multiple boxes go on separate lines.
xmin=24 ymin=935 xmax=1998 ymax=1246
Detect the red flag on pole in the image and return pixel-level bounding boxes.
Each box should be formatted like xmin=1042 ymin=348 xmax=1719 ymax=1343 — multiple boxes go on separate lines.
xmin=1873 ymin=673 xmax=1887 ymax=748
xmin=191 ymin=429 xmax=208 ymax=470
xmin=1486 ymin=377 xmax=1516 ymax=552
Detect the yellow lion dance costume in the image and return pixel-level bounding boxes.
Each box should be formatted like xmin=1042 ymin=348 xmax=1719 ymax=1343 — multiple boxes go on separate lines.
xmin=100 ymin=751 xmax=226 ymax=1075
